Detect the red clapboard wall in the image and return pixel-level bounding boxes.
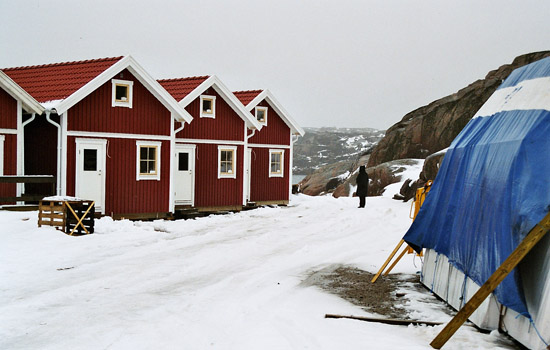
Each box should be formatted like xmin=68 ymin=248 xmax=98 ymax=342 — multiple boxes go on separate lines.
xmin=249 ymin=147 xmax=290 ymax=202
xmin=65 ymin=69 xmax=172 ymax=215
xmin=248 ymin=100 xmax=291 ymax=146
xmin=176 ymin=87 xmax=246 ymax=208
xmin=248 ymin=99 xmax=291 ymax=203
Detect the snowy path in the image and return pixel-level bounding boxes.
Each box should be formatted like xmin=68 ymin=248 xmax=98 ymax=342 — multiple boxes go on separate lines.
xmin=1 ymin=195 xmax=515 ymax=349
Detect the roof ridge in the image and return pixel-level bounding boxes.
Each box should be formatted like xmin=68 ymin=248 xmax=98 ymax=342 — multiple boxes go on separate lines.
xmin=1 ymin=56 xmax=124 ymax=71
xmin=234 ymin=89 xmax=264 ymax=94
xmin=158 ymin=76 xmax=210 ymax=82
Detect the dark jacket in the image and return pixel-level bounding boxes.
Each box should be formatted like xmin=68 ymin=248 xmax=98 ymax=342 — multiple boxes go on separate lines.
xmin=356 ymin=166 xmax=369 ymax=197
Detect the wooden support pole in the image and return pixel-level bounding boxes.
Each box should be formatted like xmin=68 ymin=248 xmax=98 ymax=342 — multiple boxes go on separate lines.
xmin=325 ymin=314 xmax=444 ymax=327
xmin=430 ymin=212 xmax=550 ymax=349
xmin=371 ymin=239 xmax=405 ymax=283
xmin=383 ymin=246 xmax=408 ymax=276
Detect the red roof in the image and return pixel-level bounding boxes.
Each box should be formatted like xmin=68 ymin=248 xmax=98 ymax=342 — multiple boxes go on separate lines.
xmin=1 ymin=56 xmax=123 ymax=102
xmin=234 ymin=90 xmax=263 ymax=106
xmin=158 ymin=76 xmax=210 ymax=101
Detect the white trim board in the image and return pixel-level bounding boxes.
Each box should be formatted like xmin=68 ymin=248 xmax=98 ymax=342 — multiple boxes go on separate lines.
xmin=67 ymin=130 xmax=171 ymax=141
xmin=248 ymin=143 xmax=290 ymax=149
xmin=0 ymin=128 xmax=18 ymax=135
xmin=176 ymin=138 xmax=244 ymax=146
xmin=0 ymin=70 xmax=44 ymax=115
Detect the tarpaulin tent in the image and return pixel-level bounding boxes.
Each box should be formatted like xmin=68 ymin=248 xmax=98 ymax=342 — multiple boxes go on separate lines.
xmin=403 ymin=56 xmax=550 ymax=348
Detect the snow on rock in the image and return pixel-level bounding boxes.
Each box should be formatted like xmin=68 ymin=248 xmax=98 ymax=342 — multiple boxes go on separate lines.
xmin=0 ymin=193 xmax=515 ymax=349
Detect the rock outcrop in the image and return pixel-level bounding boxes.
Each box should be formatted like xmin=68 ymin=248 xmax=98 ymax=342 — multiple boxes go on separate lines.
xmin=367 ymin=51 xmax=550 ymax=168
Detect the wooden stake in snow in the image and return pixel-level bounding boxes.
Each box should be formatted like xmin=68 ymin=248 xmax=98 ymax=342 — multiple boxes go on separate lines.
xmin=430 ymin=211 xmax=550 ymax=349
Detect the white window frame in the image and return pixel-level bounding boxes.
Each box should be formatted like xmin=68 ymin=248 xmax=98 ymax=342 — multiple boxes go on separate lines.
xmin=255 ymin=106 xmax=268 ymax=125
xmin=269 ymin=149 xmax=284 ymax=178
xmin=112 ymin=79 xmax=134 ymax=108
xmin=0 ymin=135 xmax=4 ymax=175
xmin=200 ymin=95 xmax=216 ymax=118
xmin=136 ymin=140 xmax=162 ymax=181
xmin=218 ymin=145 xmax=237 ymax=179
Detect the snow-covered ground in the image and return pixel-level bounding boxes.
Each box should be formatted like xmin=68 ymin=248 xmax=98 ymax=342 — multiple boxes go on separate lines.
xmin=1 ymin=183 xmax=516 ymax=349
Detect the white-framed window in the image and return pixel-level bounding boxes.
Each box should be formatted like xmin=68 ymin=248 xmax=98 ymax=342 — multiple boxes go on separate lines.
xmin=255 ymin=106 xmax=268 ymax=125
xmin=136 ymin=141 xmax=161 ymax=181
xmin=269 ymin=149 xmax=284 ymax=177
xmin=218 ymin=145 xmax=237 ymax=179
xmin=112 ymin=79 xmax=134 ymax=108
xmin=200 ymin=95 xmax=216 ymax=118
xmin=0 ymin=135 xmax=4 ymax=175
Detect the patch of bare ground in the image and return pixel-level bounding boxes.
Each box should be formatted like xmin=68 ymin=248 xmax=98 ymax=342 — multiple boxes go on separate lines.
xmin=303 ymin=264 xmax=522 ymax=349
xmin=302 ymin=264 xmax=425 ymax=319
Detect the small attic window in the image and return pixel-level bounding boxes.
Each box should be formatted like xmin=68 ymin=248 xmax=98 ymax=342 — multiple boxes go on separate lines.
xmin=112 ymin=79 xmax=133 ymax=108
xmin=255 ymin=106 xmax=268 ymax=124
xmin=200 ymin=95 xmax=216 ymax=118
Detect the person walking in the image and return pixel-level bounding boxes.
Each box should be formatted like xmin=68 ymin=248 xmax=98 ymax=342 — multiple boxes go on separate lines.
xmin=356 ymin=165 xmax=369 ymax=208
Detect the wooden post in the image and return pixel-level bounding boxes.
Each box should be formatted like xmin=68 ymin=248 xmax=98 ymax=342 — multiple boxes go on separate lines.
xmin=371 ymin=239 xmax=405 ymax=283
xmin=430 ymin=211 xmax=550 ymax=349
xmin=383 ymin=246 xmax=408 ymax=275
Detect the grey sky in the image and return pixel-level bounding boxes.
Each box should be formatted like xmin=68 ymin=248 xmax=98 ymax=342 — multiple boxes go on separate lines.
xmin=1 ymin=0 xmax=549 ymax=130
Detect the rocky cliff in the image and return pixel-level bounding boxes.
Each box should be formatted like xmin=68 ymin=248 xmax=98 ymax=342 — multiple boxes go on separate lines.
xmin=367 ymin=51 xmax=550 ymax=168
xmin=293 ymin=127 xmax=384 ymax=175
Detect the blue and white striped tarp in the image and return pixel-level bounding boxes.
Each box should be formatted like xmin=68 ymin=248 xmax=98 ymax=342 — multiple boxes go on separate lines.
xmin=403 ymin=56 xmax=550 ymax=317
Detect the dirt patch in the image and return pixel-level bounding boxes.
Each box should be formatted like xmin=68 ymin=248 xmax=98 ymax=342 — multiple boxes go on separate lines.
xmin=303 ymin=264 xmax=435 ymax=319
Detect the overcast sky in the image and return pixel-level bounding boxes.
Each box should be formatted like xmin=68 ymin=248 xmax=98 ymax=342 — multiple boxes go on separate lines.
xmin=1 ymin=1 xmax=549 ymax=130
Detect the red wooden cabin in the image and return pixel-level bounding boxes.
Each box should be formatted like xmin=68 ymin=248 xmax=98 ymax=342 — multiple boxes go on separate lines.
xmin=234 ymin=90 xmax=304 ymax=205
xmin=159 ymin=76 xmax=261 ymax=211
xmin=2 ymin=56 xmax=192 ymax=218
xmin=0 ymin=71 xmax=44 ymax=201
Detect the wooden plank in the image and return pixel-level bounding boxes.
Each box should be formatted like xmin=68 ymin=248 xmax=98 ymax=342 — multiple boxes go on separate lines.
xmin=430 ymin=212 xmax=550 ymax=349
xmin=0 ymin=195 xmax=45 ymax=202
xmin=0 ymin=176 xmax=56 ymax=184
xmin=38 ymin=212 xmax=64 ymax=219
xmin=383 ymin=246 xmax=409 ymax=276
xmin=325 ymin=314 xmax=444 ymax=327
xmin=371 ymin=239 xmax=405 ymax=283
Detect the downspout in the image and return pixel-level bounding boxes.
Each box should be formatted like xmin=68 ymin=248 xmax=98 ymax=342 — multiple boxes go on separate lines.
xmin=170 ymin=121 xmax=185 ymax=212
xmin=290 ymin=134 xmax=301 ymax=197
xmin=244 ymin=128 xmax=256 ymax=204
xmin=45 ymin=110 xmax=61 ymax=195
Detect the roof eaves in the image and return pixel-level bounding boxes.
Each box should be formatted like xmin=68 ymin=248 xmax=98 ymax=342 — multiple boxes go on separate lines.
xmin=0 ymin=70 xmax=44 ymax=115
xmin=52 ymin=56 xmax=192 ymax=124
xmin=246 ymin=89 xmax=304 ymax=136
xmin=180 ymin=76 xmax=262 ymax=130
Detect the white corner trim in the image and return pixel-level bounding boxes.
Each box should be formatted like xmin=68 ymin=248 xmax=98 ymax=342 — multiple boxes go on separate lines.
xmin=136 ymin=140 xmax=162 ymax=181
xmin=217 ymin=145 xmax=238 ymax=179
xmin=0 ymin=134 xmax=5 ymax=175
xmin=111 ymin=79 xmax=134 ymax=108
xmin=200 ymin=95 xmax=216 ymax=118
xmin=268 ymin=148 xmax=285 ymax=178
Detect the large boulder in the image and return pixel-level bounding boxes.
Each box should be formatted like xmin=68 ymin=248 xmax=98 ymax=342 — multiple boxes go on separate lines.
xmin=367 ymin=51 xmax=550 ymax=168
xmin=298 ymin=160 xmax=354 ymax=196
xmin=332 ymin=159 xmax=421 ymax=198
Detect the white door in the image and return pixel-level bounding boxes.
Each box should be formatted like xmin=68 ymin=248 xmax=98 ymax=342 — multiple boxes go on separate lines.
xmin=75 ymin=139 xmax=106 ymax=214
xmin=174 ymin=144 xmax=195 ymax=205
